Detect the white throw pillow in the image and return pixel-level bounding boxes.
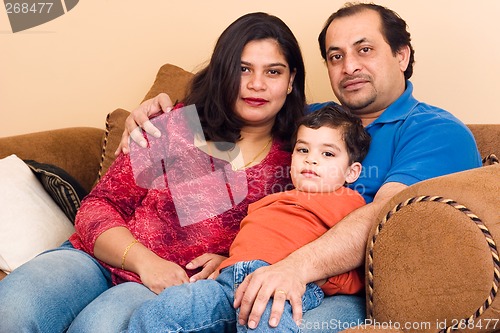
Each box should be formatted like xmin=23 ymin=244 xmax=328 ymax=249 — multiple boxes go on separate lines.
xmin=0 ymin=155 xmax=75 ymax=273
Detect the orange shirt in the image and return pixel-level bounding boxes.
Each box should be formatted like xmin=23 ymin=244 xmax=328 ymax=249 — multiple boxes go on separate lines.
xmin=219 ymin=187 xmax=365 ymax=296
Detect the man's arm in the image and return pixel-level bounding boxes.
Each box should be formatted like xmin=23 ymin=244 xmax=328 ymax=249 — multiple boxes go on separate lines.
xmin=116 ymin=93 xmax=174 ymax=155
xmin=234 ymin=181 xmax=407 ymax=329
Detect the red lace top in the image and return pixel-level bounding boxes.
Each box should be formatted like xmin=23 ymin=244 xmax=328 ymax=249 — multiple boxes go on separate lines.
xmin=69 ymin=109 xmax=292 ymax=285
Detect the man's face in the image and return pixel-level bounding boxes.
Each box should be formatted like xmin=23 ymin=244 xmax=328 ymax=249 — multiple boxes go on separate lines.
xmin=323 ymin=9 xmax=409 ymax=123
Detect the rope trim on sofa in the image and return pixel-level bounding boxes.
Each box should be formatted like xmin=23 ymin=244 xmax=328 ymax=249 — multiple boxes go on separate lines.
xmin=97 ymin=112 xmax=112 ymax=181
xmin=482 ymin=153 xmax=499 ymax=166
xmin=367 ymin=195 xmax=500 ymax=332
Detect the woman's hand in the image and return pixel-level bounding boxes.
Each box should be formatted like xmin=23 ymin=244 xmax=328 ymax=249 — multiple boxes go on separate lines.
xmin=186 ymin=253 xmax=228 ymax=282
xmin=137 ymin=254 xmax=189 ymax=295
xmin=115 ymin=93 xmax=175 ymax=155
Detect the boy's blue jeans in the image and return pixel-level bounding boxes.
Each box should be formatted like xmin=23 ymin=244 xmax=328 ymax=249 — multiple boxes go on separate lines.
xmin=128 ymin=260 xmax=324 ymax=332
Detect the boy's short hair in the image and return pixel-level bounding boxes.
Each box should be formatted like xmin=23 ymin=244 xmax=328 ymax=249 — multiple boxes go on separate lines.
xmin=293 ymin=105 xmax=371 ymax=163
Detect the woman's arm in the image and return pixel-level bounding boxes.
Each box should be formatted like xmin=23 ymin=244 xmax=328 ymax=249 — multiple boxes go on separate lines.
xmin=94 ymin=226 xmax=189 ymax=294
xmin=74 ymin=153 xmax=147 ymax=251
xmin=75 ymin=153 xmax=189 ymax=293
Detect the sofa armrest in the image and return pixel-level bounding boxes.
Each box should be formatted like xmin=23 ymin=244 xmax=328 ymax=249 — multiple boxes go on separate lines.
xmin=365 ymin=164 xmax=500 ymax=330
xmin=0 ymin=127 xmax=104 ymax=192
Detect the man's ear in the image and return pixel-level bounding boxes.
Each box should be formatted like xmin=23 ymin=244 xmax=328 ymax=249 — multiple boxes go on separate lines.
xmin=397 ymin=45 xmax=411 ymax=73
xmin=345 ymin=162 xmax=362 ymax=184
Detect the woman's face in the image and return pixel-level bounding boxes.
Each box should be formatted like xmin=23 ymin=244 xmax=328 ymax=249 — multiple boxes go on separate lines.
xmin=234 ymin=38 xmax=295 ymax=128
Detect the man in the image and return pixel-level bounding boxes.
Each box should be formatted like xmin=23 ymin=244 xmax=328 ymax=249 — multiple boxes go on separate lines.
xmin=119 ymin=3 xmax=481 ymax=332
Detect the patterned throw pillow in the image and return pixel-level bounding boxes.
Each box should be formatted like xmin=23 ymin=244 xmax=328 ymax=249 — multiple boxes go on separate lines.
xmin=24 ymin=160 xmax=88 ymax=223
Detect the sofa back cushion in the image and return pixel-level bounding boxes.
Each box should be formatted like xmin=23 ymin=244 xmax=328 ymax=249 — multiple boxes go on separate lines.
xmin=467 ymin=124 xmax=500 ymax=160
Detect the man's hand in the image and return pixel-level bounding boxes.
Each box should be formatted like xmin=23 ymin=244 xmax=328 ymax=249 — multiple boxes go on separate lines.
xmin=234 ymin=261 xmax=306 ymax=329
xmin=186 ymin=253 xmax=227 ymax=282
xmin=234 ymin=184 xmax=408 ymax=329
xmin=115 ymin=93 xmax=174 ymax=155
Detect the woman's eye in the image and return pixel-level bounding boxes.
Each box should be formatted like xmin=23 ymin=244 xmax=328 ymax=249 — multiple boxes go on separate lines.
xmin=268 ymin=69 xmax=280 ymax=75
xmin=241 ymin=66 xmax=250 ymax=73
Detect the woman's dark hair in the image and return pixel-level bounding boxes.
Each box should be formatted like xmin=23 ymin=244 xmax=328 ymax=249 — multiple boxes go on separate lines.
xmin=318 ymin=2 xmax=415 ymax=80
xmin=293 ymin=104 xmax=371 ymax=164
xmin=183 ymin=12 xmax=306 ymax=147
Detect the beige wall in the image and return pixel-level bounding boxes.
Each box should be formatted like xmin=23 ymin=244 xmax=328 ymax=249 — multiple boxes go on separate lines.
xmin=1 ymin=1 xmax=499 ymax=137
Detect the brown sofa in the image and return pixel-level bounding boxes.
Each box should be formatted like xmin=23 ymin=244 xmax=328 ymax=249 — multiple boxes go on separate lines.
xmin=1 ymin=63 xmax=499 ymax=332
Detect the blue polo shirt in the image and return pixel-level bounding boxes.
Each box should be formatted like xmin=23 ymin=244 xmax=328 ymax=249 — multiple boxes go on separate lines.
xmin=308 ymin=81 xmax=482 ymax=203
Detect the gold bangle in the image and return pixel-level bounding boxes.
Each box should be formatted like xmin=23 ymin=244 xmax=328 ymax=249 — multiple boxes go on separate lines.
xmin=121 ymin=239 xmax=139 ymax=270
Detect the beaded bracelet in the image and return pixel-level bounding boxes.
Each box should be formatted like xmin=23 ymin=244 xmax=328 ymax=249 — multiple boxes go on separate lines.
xmin=121 ymin=239 xmax=139 ymax=270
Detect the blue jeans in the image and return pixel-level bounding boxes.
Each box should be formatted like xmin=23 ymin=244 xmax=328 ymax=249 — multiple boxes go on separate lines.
xmin=0 ymin=244 xmax=365 ymax=333
xmin=0 ymin=241 xmax=156 ymax=333
xmin=128 ymin=260 xmax=325 ymax=332
xmin=300 ymin=294 xmax=366 ymax=332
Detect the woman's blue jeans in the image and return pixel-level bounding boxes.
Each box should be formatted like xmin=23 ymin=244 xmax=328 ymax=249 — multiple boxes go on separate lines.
xmin=0 ymin=241 xmax=156 ymax=333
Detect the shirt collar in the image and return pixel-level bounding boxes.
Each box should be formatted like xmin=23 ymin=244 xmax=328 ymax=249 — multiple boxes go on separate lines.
xmin=367 ymin=81 xmax=419 ymax=128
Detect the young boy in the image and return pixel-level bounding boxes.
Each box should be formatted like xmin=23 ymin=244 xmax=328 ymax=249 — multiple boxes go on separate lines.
xmin=127 ymin=105 xmax=371 ymax=332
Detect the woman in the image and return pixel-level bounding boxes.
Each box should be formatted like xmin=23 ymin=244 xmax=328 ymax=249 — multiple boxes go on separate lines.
xmin=0 ymin=12 xmax=305 ymax=333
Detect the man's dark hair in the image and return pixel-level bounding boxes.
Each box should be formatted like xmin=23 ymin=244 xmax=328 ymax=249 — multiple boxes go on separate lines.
xmin=293 ymin=104 xmax=371 ymax=164
xmin=318 ymin=2 xmax=415 ymax=80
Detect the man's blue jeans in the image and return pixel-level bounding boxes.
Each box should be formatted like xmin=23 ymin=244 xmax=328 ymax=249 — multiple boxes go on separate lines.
xmin=128 ymin=259 xmax=364 ymax=332
xmin=300 ymin=294 xmax=366 ymax=332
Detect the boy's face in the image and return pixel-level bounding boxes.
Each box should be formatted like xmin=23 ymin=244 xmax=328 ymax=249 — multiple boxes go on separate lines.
xmin=291 ymin=125 xmax=361 ymax=193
